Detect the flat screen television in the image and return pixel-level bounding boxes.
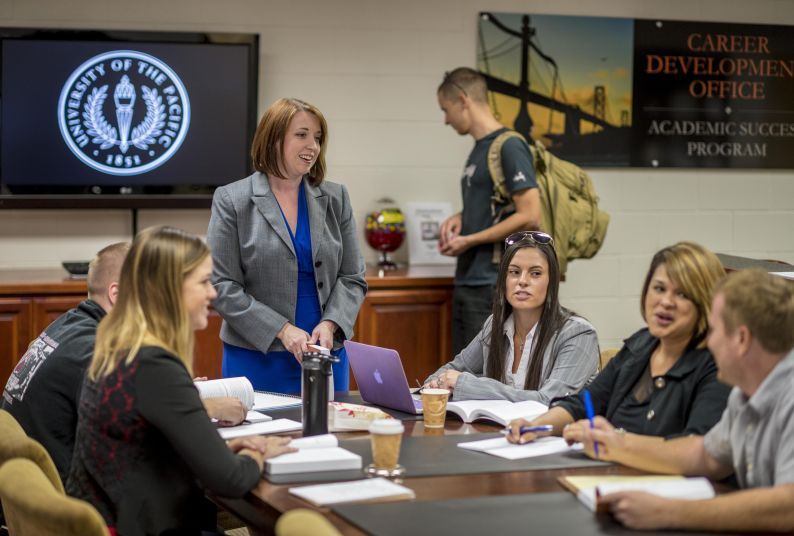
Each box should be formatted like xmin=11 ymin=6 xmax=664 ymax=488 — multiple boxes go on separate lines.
xmin=0 ymin=28 xmax=258 ymax=208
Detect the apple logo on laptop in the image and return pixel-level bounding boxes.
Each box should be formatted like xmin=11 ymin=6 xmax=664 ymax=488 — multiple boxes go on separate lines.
xmin=373 ymin=369 xmax=384 ymax=384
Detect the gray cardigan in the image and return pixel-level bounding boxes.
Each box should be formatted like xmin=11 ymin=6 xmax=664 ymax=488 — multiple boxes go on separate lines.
xmin=207 ymin=172 xmax=367 ymax=353
xmin=425 ymin=314 xmax=599 ymax=403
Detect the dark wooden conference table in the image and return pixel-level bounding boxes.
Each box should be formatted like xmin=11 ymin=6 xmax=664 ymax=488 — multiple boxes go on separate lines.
xmin=211 ymin=413 xmax=647 ymax=536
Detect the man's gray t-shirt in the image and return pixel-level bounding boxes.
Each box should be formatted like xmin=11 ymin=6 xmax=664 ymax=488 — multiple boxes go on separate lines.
xmin=703 ymin=348 xmax=794 ymax=488
xmin=456 ymin=128 xmax=536 ymax=287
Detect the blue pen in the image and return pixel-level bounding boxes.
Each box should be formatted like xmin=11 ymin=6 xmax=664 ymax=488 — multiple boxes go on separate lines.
xmin=501 ymin=424 xmax=553 ymax=435
xmin=582 ymin=389 xmax=599 ymax=458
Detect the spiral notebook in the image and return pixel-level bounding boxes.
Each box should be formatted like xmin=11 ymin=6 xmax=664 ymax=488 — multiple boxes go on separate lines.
xmin=253 ymin=391 xmax=302 ymax=411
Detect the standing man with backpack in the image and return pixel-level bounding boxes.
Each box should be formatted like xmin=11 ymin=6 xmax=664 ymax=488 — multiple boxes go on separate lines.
xmin=437 ymin=67 xmax=542 ymax=355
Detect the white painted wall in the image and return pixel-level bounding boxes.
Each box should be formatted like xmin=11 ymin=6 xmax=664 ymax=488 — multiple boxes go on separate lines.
xmin=1 ymin=0 xmax=793 ymax=349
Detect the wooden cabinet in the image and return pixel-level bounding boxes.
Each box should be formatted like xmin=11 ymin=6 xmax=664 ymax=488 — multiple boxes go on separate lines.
xmin=32 ymin=296 xmax=84 ymax=332
xmin=0 ymin=266 xmax=455 ymax=388
xmin=193 ymin=310 xmax=224 ymax=379
xmin=0 ymin=271 xmax=88 ymax=385
xmin=352 ymin=265 xmax=454 ymax=388
xmin=0 ymin=298 xmax=33 ymax=382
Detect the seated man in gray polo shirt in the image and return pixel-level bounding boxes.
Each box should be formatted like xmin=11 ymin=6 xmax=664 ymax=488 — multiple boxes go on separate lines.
xmin=568 ymin=269 xmax=794 ymax=532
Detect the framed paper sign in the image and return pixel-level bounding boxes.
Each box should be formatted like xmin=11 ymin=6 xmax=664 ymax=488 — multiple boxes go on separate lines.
xmin=405 ymin=202 xmax=455 ymax=265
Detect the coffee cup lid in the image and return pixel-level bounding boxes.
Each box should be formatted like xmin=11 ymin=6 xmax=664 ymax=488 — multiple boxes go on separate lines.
xmin=369 ymin=418 xmax=404 ymax=434
xmin=420 ymin=388 xmax=450 ymax=396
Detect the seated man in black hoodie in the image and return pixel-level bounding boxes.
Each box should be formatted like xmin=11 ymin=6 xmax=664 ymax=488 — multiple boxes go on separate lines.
xmin=2 ymin=242 xmax=130 ymax=482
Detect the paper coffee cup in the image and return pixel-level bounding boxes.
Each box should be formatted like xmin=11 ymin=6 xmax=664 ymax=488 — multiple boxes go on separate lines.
xmin=420 ymin=388 xmax=450 ymax=429
xmin=369 ymin=419 xmax=404 ymax=469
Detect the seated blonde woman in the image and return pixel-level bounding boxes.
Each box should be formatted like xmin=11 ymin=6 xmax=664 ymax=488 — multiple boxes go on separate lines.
xmin=425 ymin=231 xmax=599 ymax=403
xmin=508 ymin=241 xmax=731 ymax=443
xmin=67 ymin=227 xmax=295 ymax=536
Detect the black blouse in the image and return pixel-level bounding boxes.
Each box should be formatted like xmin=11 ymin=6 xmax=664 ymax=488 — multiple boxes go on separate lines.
xmin=553 ymin=328 xmax=731 ymax=438
xmin=67 ymin=346 xmax=260 ymax=536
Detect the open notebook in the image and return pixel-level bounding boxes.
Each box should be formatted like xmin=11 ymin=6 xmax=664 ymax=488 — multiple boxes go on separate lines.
xmin=446 ymin=399 xmax=548 ymax=426
xmin=195 ymin=377 xmax=255 ymax=409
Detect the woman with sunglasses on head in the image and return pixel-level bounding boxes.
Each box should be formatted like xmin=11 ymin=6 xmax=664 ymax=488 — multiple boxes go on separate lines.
xmin=67 ymin=227 xmax=295 ymax=536
xmin=424 ymin=231 xmax=599 ymax=403
xmin=507 ymin=241 xmax=731 ymax=447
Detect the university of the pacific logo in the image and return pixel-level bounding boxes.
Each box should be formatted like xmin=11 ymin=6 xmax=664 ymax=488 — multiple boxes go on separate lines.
xmin=57 ymin=50 xmax=190 ymax=176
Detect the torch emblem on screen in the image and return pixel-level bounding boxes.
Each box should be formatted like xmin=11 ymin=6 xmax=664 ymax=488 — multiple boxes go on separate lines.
xmin=58 ymin=50 xmax=191 ymax=176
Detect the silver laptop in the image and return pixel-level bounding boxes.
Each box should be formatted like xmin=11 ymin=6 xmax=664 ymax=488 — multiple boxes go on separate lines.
xmin=344 ymin=341 xmax=423 ymax=415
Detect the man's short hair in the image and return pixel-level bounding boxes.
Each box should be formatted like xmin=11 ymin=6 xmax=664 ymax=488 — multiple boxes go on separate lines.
xmin=716 ymin=269 xmax=794 ymax=354
xmin=87 ymin=242 xmax=130 ymax=299
xmin=438 ymin=67 xmax=489 ymax=103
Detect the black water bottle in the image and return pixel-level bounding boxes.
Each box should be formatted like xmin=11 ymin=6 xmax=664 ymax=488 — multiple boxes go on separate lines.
xmin=301 ymin=351 xmax=338 ymax=436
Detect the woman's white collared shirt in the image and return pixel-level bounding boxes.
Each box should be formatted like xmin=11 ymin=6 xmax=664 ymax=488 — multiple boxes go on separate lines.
xmin=503 ymin=313 xmax=538 ymax=388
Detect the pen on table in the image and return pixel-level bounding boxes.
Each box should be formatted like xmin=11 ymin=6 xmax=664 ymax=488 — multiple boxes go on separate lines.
xmin=500 ymin=424 xmax=553 ymax=435
xmin=582 ymin=389 xmax=599 ymax=458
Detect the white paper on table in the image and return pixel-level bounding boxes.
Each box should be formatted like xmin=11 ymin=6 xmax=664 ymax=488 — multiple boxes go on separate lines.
xmin=289 ymin=434 xmax=338 ymax=449
xmin=289 ymin=477 xmax=415 ymax=506
xmin=252 ymin=392 xmax=302 ymax=411
xmin=457 ymin=436 xmax=513 ymax=452
xmin=458 ymin=436 xmax=582 ymax=460
xmin=245 ymin=410 xmax=272 ymax=423
xmin=218 ymin=418 xmax=301 ymax=439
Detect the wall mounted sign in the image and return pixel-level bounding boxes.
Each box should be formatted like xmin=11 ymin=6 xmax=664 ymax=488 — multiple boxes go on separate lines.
xmin=478 ymin=13 xmax=794 ymax=168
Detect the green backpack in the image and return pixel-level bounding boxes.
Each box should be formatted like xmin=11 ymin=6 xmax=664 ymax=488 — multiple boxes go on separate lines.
xmin=487 ymin=130 xmax=610 ymax=275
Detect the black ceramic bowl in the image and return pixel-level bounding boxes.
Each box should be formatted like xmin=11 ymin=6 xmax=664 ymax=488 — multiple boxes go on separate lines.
xmin=61 ymin=261 xmax=90 ymax=277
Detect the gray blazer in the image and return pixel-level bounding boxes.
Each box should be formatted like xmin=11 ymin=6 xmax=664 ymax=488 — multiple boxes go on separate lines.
xmin=425 ymin=314 xmax=599 ymax=403
xmin=206 ymin=172 xmax=367 ymax=353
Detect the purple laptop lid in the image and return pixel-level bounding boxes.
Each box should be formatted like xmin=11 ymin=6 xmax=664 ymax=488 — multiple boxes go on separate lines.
xmin=344 ymin=340 xmax=422 ymax=414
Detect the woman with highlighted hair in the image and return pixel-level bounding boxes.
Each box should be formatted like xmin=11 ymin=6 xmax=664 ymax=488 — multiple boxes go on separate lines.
xmin=508 ymin=241 xmax=731 ymax=447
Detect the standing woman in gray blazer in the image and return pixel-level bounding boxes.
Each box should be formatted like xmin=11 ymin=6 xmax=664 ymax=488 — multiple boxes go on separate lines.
xmin=424 ymin=231 xmax=599 ymax=403
xmin=207 ymin=98 xmax=367 ymax=393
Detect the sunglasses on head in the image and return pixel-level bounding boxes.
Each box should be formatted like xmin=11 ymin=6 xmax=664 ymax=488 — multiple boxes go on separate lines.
xmin=504 ymin=231 xmax=554 ymax=247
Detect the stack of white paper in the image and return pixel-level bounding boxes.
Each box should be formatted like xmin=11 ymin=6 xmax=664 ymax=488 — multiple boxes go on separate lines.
xmin=266 ymin=434 xmax=361 ymax=475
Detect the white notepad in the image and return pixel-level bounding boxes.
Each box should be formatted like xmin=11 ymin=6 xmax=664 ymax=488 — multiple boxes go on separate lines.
xmin=289 ymin=477 xmax=415 ymax=506
xmin=218 ymin=418 xmax=302 ymax=439
xmin=458 ymin=436 xmax=581 ymax=460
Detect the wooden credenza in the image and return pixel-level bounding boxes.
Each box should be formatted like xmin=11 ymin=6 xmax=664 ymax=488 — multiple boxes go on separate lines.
xmin=353 ymin=265 xmax=454 ymax=388
xmin=0 ymin=265 xmax=454 ymax=387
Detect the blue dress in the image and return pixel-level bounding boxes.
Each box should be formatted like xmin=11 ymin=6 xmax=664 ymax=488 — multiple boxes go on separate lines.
xmin=221 ymin=182 xmax=349 ymax=394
